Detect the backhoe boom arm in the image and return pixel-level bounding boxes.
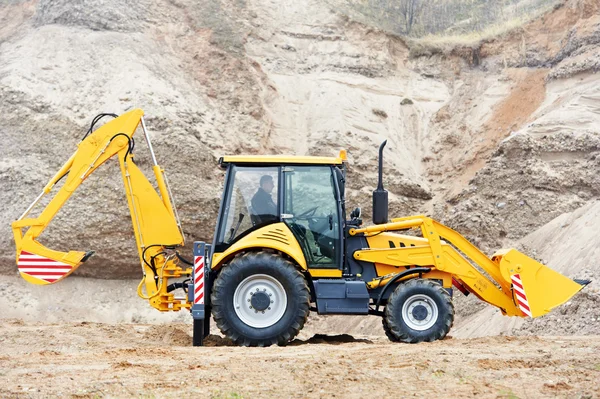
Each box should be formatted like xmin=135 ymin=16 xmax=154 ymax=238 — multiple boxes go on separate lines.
xmin=12 ymin=109 xmax=189 ymax=312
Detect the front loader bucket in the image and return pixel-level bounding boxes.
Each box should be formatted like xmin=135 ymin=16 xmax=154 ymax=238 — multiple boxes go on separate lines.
xmin=493 ymin=249 xmax=586 ymax=318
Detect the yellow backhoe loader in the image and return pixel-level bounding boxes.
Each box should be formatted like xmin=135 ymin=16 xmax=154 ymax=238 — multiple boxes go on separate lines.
xmin=12 ymin=109 xmax=589 ymax=346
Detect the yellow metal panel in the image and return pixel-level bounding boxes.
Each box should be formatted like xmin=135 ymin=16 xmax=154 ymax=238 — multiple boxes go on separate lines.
xmin=421 ymin=218 xmax=445 ymax=271
xmin=367 ymin=267 xmax=452 ymax=289
xmin=349 ymin=218 xmax=423 ymax=236
xmin=153 ymin=165 xmax=176 ymax=219
xmin=440 ymin=246 xmax=519 ymax=315
xmin=308 ymin=269 xmax=342 ymax=278
xmin=355 ymin=246 xmax=435 ymax=267
xmin=118 ymin=156 xmax=184 ymax=267
xmin=365 ymin=232 xmax=429 ymax=248
xmin=211 ymin=223 xmax=307 ymax=270
xmin=220 ymin=154 xmax=344 ymax=166
xmin=373 ymin=264 xmax=405 ymax=276
xmin=423 ymin=270 xmax=452 ymax=288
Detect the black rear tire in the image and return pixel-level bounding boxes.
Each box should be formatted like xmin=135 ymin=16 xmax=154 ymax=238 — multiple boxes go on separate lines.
xmin=211 ymin=251 xmax=310 ymax=347
xmin=384 ymin=278 xmax=454 ymax=343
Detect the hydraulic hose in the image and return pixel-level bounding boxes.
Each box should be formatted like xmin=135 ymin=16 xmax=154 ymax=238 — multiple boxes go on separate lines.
xmin=81 ymin=113 xmax=118 ymax=141
xmin=137 ymin=277 xmax=163 ymax=300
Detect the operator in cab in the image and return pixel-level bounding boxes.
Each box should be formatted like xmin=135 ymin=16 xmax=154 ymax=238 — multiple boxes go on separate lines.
xmin=251 ymin=175 xmax=277 ymax=223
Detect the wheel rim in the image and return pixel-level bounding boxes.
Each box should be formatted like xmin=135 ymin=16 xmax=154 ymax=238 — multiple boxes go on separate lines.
xmin=401 ymin=294 xmax=438 ymax=331
xmin=233 ymin=274 xmax=288 ymax=328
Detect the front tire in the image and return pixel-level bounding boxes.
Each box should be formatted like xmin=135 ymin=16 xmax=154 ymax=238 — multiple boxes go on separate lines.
xmin=382 ymin=317 xmax=399 ymax=342
xmin=211 ymin=251 xmax=310 ymax=347
xmin=384 ymin=279 xmax=454 ymax=343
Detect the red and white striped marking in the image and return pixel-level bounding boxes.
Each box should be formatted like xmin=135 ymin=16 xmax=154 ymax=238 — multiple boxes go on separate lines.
xmin=18 ymin=251 xmax=72 ymax=283
xmin=511 ymin=273 xmax=532 ymax=317
xmin=194 ymin=255 xmax=205 ymax=305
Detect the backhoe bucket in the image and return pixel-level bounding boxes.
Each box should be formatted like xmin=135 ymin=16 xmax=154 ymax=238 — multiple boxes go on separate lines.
xmin=15 ymin=241 xmax=90 ymax=285
xmin=493 ymin=249 xmax=585 ymax=318
xmin=18 ymin=252 xmax=73 ymax=285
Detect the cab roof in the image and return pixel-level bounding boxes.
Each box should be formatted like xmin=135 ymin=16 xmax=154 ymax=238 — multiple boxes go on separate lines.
xmin=219 ymin=150 xmax=347 ymax=167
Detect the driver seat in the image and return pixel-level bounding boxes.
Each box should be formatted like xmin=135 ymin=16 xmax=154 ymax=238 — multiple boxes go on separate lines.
xmin=248 ymin=205 xmax=261 ymax=226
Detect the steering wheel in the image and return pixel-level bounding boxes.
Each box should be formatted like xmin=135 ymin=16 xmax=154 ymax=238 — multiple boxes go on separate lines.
xmin=296 ymin=206 xmax=318 ymax=219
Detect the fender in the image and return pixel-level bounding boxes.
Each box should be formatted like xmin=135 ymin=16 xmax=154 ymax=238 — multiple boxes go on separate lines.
xmin=211 ymin=222 xmax=307 ymax=271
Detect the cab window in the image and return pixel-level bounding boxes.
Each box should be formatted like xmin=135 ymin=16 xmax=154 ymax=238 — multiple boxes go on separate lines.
xmin=283 ymin=166 xmax=340 ymax=269
xmin=217 ymin=166 xmax=279 ymax=244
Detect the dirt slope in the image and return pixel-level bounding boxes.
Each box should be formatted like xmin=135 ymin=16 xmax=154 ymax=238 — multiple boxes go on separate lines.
xmin=1 ymin=0 xmax=598 ymax=277
xmin=453 ymin=201 xmax=600 ymax=338
xmin=437 ymin=0 xmax=600 ymax=252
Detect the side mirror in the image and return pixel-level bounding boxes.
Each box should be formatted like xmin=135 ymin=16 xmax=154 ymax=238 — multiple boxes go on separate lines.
xmin=348 ymin=207 xmax=363 ymax=227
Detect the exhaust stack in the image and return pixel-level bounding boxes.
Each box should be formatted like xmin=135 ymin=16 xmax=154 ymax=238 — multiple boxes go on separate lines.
xmin=373 ymin=140 xmax=388 ymax=224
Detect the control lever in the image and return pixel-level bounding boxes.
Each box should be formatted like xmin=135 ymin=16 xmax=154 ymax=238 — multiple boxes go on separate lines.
xmin=227 ymin=213 xmax=244 ymax=243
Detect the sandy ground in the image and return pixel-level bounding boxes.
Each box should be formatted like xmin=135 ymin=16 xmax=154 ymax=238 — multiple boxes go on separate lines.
xmin=1 ymin=273 xmax=598 ymax=398
xmin=0 ymin=319 xmax=598 ymax=399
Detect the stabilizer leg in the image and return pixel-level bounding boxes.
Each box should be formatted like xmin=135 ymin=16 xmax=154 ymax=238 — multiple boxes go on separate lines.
xmin=193 ymin=318 xmax=204 ymax=346
xmin=191 ymin=242 xmax=211 ymax=346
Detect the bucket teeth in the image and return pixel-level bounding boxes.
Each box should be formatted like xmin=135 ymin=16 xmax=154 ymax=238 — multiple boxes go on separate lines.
xmin=574 ymin=279 xmax=591 ymax=287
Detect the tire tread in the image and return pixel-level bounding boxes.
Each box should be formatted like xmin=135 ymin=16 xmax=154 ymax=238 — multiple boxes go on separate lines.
xmin=384 ymin=278 xmax=454 ymax=344
xmin=211 ymin=251 xmax=310 ymax=347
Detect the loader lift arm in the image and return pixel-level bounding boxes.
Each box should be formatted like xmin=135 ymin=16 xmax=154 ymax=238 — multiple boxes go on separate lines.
xmin=350 ymin=216 xmax=586 ymax=318
xmin=11 ymin=109 xmax=190 ymax=312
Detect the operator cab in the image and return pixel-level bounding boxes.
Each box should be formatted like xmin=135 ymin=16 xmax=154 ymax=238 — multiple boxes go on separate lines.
xmin=215 ymin=152 xmax=347 ymax=270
